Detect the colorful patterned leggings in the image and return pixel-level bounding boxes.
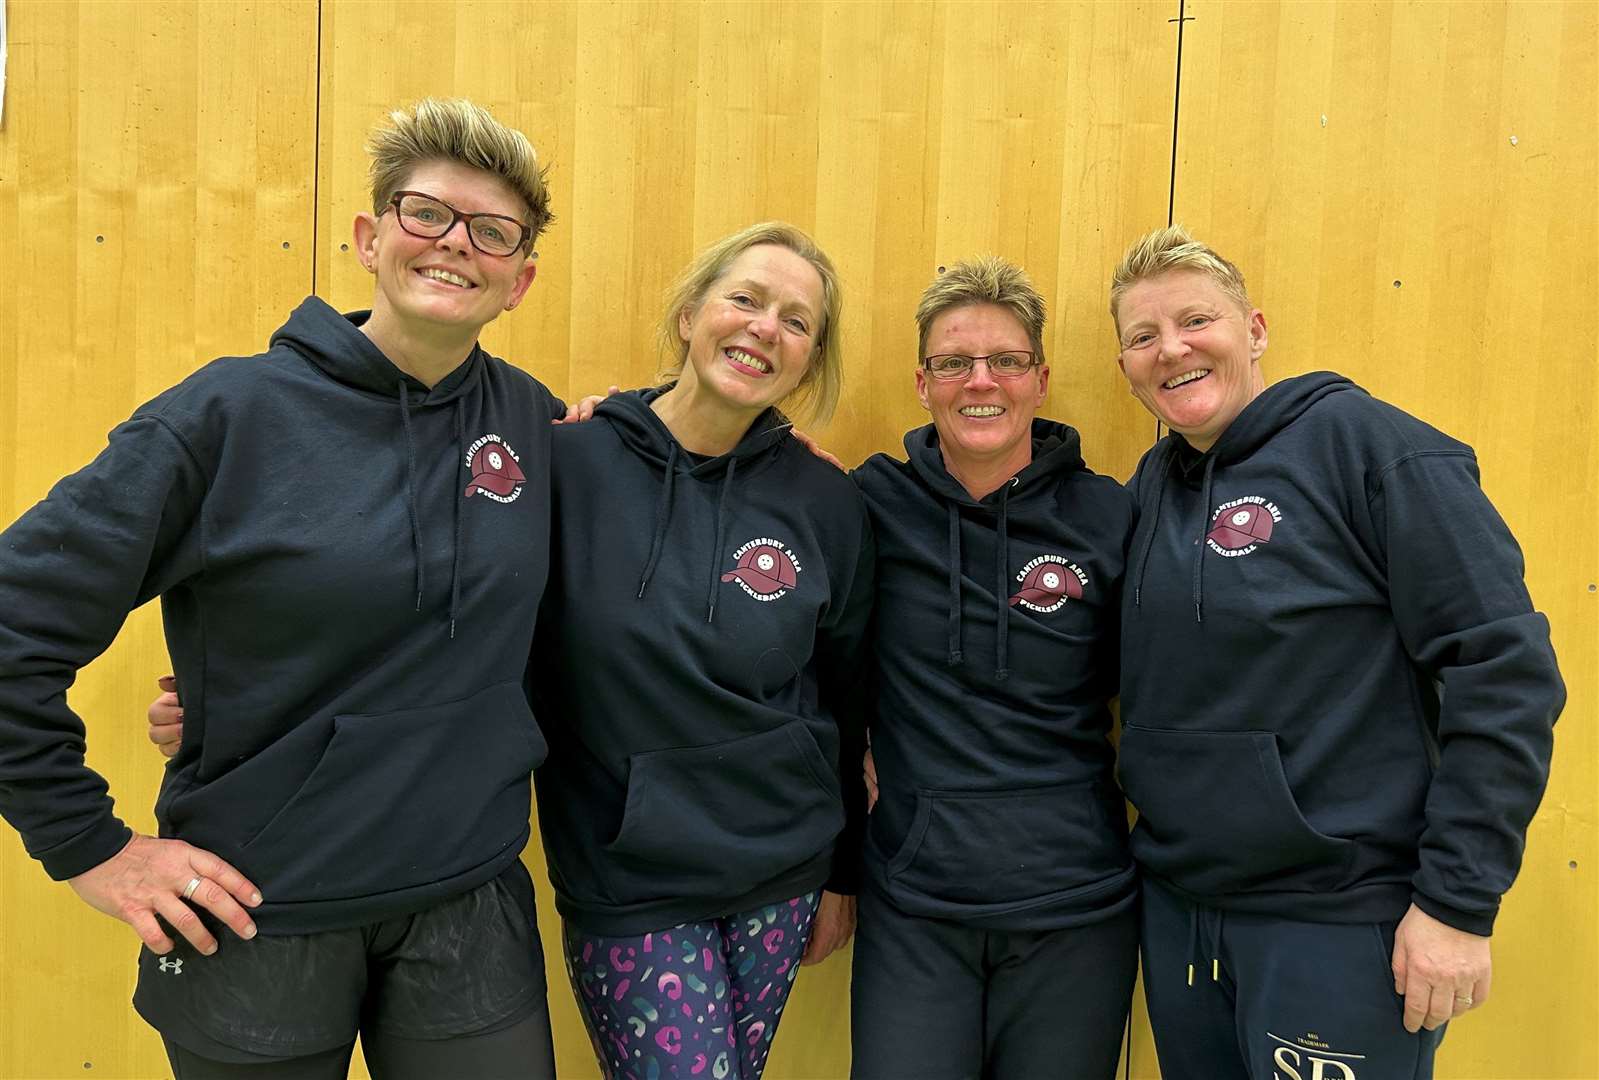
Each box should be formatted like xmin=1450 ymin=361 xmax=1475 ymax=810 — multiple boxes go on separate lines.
xmin=562 ymin=892 xmax=821 ymax=1080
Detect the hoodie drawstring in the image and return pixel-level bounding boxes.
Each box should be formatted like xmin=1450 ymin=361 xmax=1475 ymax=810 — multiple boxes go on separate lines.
xmin=994 ymin=479 xmax=1015 ymax=681
xmin=1130 ymin=449 xmax=1173 ymax=612
xmin=637 ymin=443 xmax=680 ymax=600
xmin=448 ymin=400 xmax=465 ymax=639
xmin=397 ymin=381 xmax=425 ymax=613
xmin=1193 ymin=454 xmax=1217 ymax=623
xmin=945 ymin=503 xmax=963 ymax=665
xmin=706 ymin=456 xmax=737 ymax=623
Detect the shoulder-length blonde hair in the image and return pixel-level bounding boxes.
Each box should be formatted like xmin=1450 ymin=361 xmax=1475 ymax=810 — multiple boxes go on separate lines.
xmin=659 ymin=222 xmax=844 ymax=427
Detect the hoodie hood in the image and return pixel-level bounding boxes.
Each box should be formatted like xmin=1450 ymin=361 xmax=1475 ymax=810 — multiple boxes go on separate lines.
xmin=594 ymin=385 xmax=795 ymax=622
xmin=269 ymin=297 xmax=487 ymax=405
xmin=1171 ymin=370 xmax=1355 ymax=477
xmin=595 ymin=384 xmax=794 ymax=472
xmin=903 ymin=418 xmax=1089 ymax=680
xmin=905 ymin=418 xmax=1087 ymax=509
xmin=1130 ymin=372 xmax=1359 ymax=622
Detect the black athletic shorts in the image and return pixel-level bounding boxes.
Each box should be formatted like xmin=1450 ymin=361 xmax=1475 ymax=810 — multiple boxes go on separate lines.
xmin=133 ymin=861 xmax=547 ymax=1064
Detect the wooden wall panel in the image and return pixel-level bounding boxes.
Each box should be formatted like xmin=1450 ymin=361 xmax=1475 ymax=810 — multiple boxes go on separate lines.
xmin=1171 ymin=2 xmax=1598 ymax=1076
xmin=0 ymin=2 xmax=319 ymax=1077
xmin=3 ymin=1 xmax=1589 ymax=1077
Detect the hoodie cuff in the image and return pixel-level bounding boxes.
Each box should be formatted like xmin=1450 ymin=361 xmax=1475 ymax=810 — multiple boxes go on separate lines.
xmin=37 ymin=817 xmax=135 ymax=881
xmin=1411 ymin=889 xmax=1497 ymax=937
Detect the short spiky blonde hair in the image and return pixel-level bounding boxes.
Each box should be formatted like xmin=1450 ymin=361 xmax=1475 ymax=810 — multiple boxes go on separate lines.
xmin=1109 ymin=225 xmax=1250 ymax=332
xmin=660 ymin=221 xmax=844 ymax=427
xmin=915 ymin=256 xmax=1047 ymax=364
xmin=367 ymin=98 xmax=554 ymax=251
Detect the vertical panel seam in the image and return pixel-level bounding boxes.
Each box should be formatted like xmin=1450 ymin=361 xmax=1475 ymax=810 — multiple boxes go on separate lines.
xmin=311 ymin=0 xmax=324 ymax=296
xmin=1154 ymin=0 xmax=1192 ymax=451
xmin=1167 ymin=0 xmax=1188 ymax=227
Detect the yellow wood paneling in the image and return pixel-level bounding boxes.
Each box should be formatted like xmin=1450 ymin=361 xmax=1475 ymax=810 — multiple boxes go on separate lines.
xmin=1171 ymin=2 xmax=1599 ymax=1077
xmin=0 ymin=2 xmax=319 ymax=1077
xmin=2 ymin=1 xmax=1591 ymax=1077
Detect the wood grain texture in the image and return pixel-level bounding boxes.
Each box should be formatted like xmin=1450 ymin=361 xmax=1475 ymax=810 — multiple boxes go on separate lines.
xmin=0 ymin=2 xmax=318 ymax=1076
xmin=1 ymin=1 xmax=1591 ymax=1077
xmin=1172 ymin=2 xmax=1598 ymax=1076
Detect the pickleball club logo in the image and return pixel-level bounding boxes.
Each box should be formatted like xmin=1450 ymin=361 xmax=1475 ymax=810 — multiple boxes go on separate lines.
xmin=722 ymin=537 xmax=802 ymax=602
xmin=1206 ymin=496 xmax=1282 ymax=557
xmin=463 ymin=434 xmax=526 ymax=504
xmin=1008 ymin=555 xmax=1088 ymax=613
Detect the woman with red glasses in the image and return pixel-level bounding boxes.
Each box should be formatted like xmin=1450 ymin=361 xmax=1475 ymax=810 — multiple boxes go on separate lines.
xmin=0 ymin=99 xmax=576 ymax=1079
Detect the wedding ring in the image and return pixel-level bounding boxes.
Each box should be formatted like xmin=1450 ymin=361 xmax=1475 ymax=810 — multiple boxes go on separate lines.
xmin=182 ymin=877 xmax=202 ymax=900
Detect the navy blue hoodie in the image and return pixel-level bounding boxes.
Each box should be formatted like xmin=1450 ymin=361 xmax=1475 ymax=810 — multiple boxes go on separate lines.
xmin=853 ymin=420 xmax=1137 ymax=931
xmin=0 ymin=297 xmax=560 ymax=932
xmin=1119 ymin=371 xmax=1562 ymax=935
xmin=530 ymin=387 xmax=875 ymax=935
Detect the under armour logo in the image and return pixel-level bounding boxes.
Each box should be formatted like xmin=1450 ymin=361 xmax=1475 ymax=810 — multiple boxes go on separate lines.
xmin=158 ymin=957 xmax=184 ymax=975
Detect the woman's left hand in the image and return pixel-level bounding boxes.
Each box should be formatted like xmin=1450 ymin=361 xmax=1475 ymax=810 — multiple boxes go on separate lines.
xmin=554 ymin=386 xmax=620 ymax=424
xmin=791 ymin=429 xmax=843 ymax=470
xmin=801 ymin=890 xmax=857 ymax=965
xmin=1391 ymin=903 xmax=1491 ymax=1032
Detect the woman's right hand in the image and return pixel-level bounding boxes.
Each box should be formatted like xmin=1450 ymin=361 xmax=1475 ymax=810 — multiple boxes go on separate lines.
xmin=69 ymin=833 xmax=261 ymax=954
xmin=148 ymin=674 xmax=183 ymax=757
xmin=863 ymin=747 xmax=878 ymax=812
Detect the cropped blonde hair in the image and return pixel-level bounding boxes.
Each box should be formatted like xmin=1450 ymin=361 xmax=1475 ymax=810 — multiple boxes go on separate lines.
xmin=915 ymin=256 xmax=1046 ymax=363
xmin=660 ymin=222 xmax=844 ymax=427
xmin=1109 ymin=225 xmax=1250 ymax=332
xmin=367 ymin=98 xmax=554 ymax=251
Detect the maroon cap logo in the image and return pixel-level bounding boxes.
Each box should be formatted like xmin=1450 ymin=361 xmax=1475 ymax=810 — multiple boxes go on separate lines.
xmin=721 ymin=538 xmax=802 ymax=601
xmin=1205 ymin=497 xmax=1283 ymax=557
xmin=1008 ymin=555 xmax=1088 ymax=614
xmin=463 ymin=435 xmax=526 ymax=504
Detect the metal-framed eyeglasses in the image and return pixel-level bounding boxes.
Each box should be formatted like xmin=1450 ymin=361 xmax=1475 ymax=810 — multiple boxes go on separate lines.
xmin=921 ymin=351 xmax=1041 ymax=380
xmin=381 ymin=191 xmax=532 ymax=258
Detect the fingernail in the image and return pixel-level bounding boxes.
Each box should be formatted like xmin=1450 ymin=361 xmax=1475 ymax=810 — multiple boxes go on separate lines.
xmin=243 ymin=924 xmax=257 ymax=939
xmin=202 ymin=943 xmax=217 ymax=956
xmin=250 ymin=892 xmax=262 ymax=906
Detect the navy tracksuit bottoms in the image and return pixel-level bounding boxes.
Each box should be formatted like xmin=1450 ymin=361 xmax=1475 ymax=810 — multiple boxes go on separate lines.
xmin=1139 ymin=879 xmax=1445 ymax=1080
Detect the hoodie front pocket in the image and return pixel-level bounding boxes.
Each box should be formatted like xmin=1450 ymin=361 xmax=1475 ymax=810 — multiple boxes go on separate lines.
xmin=605 ymin=719 xmax=843 ymax=899
xmin=1119 ymin=725 xmax=1350 ymax=894
xmin=884 ymin=780 xmax=1130 ymax=910
xmin=238 ymin=681 xmax=544 ymax=900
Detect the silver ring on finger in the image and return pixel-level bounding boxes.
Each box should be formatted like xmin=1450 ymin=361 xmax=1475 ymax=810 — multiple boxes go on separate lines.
xmin=182 ymin=876 xmax=202 ymax=901
xmin=1455 ymin=994 xmax=1474 ymax=1007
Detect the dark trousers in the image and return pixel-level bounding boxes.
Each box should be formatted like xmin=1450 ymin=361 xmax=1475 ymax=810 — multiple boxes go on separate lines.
xmin=1139 ymin=879 xmax=1445 ymax=1080
xmin=850 ymin=885 xmax=1138 ymax=1080
xmin=163 ymin=1009 xmax=555 ymax=1080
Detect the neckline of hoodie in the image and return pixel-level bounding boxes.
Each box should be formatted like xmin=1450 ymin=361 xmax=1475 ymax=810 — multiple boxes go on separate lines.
xmin=275 ymin=303 xmax=487 ymax=407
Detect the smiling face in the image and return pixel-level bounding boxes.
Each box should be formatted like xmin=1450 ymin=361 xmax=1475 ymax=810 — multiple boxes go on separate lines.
xmin=916 ymin=303 xmax=1049 ymax=471
xmin=1115 ymin=269 xmax=1268 ymax=451
xmin=675 ymin=243 xmax=824 ymax=416
xmin=354 ymin=159 xmax=537 ymax=342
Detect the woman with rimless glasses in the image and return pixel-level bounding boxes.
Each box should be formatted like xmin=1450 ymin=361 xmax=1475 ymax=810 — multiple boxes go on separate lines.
xmin=0 ymin=99 xmax=581 ymax=1079
xmin=850 ymin=258 xmax=1139 ymax=1079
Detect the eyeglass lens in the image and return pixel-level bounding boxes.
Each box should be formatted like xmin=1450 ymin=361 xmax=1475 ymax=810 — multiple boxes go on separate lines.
xmin=394 ymin=193 xmax=526 ymax=256
xmin=924 ymin=353 xmax=1036 ymax=379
